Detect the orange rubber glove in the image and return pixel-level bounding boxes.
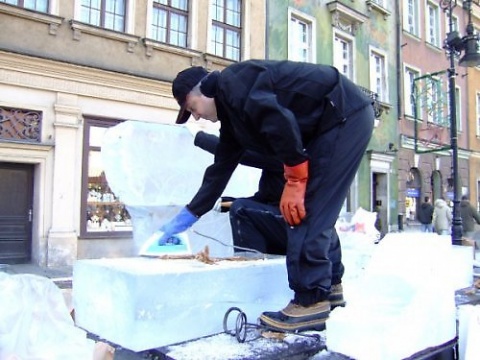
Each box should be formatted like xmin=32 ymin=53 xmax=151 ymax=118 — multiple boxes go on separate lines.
xmin=280 ymin=160 xmax=308 ymax=226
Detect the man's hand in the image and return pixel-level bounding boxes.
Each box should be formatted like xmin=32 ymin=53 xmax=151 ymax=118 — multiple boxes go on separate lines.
xmin=280 ymin=161 xmax=308 ymax=226
xmin=156 ymin=206 xmax=198 ymax=245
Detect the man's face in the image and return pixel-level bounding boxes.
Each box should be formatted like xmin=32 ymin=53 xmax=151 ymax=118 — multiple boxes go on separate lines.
xmin=185 ymin=93 xmax=218 ymax=122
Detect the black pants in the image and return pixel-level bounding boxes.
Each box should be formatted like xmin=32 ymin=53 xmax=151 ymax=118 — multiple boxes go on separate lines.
xmin=229 ymin=198 xmax=345 ymax=285
xmin=230 ymin=105 xmax=374 ymax=306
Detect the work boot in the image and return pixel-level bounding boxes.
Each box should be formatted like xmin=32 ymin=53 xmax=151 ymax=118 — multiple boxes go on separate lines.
xmin=329 ymin=283 xmax=346 ymax=309
xmin=259 ymin=300 xmax=330 ymax=332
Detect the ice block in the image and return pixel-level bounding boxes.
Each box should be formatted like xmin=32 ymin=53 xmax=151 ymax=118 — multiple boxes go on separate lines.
xmin=101 ymin=121 xmax=262 ymax=258
xmin=327 ymin=233 xmax=463 ymax=360
xmin=73 ymin=256 xmax=292 ymax=352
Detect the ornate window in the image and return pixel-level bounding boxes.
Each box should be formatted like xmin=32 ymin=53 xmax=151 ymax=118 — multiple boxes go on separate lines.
xmin=210 ymin=0 xmax=241 ymax=61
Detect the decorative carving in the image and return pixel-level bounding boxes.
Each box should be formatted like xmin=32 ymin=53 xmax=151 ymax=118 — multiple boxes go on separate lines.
xmin=0 ymin=107 xmax=42 ymax=142
xmin=327 ymin=1 xmax=368 ymax=35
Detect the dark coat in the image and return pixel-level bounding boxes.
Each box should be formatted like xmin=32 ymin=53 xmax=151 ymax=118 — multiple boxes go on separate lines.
xmin=187 ymin=60 xmax=372 ymax=216
xmin=460 ymin=199 xmax=480 ymax=233
xmin=417 ymin=202 xmax=434 ymax=224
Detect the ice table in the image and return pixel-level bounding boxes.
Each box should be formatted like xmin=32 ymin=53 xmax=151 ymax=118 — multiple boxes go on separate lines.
xmin=73 ymin=256 xmax=292 ymax=352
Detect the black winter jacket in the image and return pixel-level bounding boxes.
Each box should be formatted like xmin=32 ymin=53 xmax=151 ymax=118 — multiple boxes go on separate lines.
xmin=188 ymin=60 xmax=373 ymax=216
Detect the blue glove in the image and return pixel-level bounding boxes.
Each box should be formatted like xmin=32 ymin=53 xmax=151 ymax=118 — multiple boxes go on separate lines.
xmin=157 ymin=207 xmax=198 ymax=245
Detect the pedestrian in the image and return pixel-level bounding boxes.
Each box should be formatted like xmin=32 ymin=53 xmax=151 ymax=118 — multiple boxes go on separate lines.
xmin=432 ymin=198 xmax=452 ymax=235
xmin=460 ymin=195 xmax=480 ymax=238
xmin=151 ymin=59 xmax=374 ymax=332
xmin=417 ymin=196 xmax=434 ymax=232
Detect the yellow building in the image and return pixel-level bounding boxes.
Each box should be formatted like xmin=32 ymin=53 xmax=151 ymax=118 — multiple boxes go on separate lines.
xmin=0 ymin=0 xmax=266 ymax=266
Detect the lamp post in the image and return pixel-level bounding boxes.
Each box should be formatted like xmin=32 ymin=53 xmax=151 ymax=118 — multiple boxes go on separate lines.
xmin=441 ymin=0 xmax=480 ymax=245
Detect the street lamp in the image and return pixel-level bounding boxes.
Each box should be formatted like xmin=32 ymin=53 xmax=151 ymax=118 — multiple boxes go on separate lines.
xmin=442 ymin=0 xmax=480 ymax=245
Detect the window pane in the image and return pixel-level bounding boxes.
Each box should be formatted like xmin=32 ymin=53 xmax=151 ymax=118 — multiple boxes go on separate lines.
xmin=210 ymin=25 xmax=224 ymax=56
xmin=104 ymin=0 xmax=125 ymax=31
xmin=152 ymin=8 xmax=167 ymax=42
xmin=171 ymin=0 xmax=187 ymax=11
xmin=89 ymin=126 xmax=107 ymax=147
xmin=81 ymin=0 xmax=101 ymax=26
xmin=225 ymin=28 xmax=240 ymax=60
xmin=212 ymin=0 xmax=223 ymax=22
xmin=226 ymin=0 xmax=240 ymax=26
xmin=170 ymin=12 xmax=187 ymax=46
xmin=1 ymin=0 xmax=19 ymax=6
xmin=24 ymin=0 xmax=48 ymax=12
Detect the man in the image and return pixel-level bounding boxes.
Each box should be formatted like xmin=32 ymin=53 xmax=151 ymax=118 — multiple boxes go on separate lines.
xmin=152 ymin=60 xmax=374 ymax=332
xmin=194 ymin=130 xmax=347 ymax=290
xmin=417 ymin=196 xmax=434 ymax=232
xmin=460 ymin=195 xmax=480 ymax=238
xmin=193 ymin=130 xmax=286 ymax=254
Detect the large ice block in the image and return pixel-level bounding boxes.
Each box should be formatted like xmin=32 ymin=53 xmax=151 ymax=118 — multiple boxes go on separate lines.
xmin=327 ymin=233 xmax=464 ymax=360
xmin=73 ymin=256 xmax=292 ymax=352
xmin=101 ymin=121 xmax=261 ymax=257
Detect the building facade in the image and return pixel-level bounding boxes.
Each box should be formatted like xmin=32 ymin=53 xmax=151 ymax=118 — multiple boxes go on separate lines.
xmin=0 ymin=0 xmax=266 ymax=266
xmin=398 ymin=0 xmax=475 ymax=228
xmin=466 ymin=3 xmax=480 ymax=211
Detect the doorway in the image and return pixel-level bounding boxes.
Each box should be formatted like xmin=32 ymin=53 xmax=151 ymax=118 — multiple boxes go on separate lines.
xmin=0 ymin=162 xmax=33 ymax=264
xmin=373 ymin=172 xmax=388 ymax=236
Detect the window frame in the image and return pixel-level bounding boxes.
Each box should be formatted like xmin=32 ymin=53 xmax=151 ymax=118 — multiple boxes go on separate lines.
xmin=287 ymin=8 xmax=316 ymax=63
xmin=209 ymin=0 xmax=242 ymax=61
xmin=79 ymin=0 xmax=127 ymax=32
xmin=333 ymin=30 xmax=355 ymax=81
xmin=150 ymin=0 xmax=188 ymax=47
xmin=404 ymin=65 xmax=421 ymax=118
xmin=369 ymin=46 xmax=388 ymax=103
xmin=80 ymin=116 xmax=132 ymax=239
xmin=426 ymin=1 xmax=440 ymax=47
xmin=403 ymin=0 xmax=420 ymax=37
xmin=426 ymin=76 xmax=444 ymax=125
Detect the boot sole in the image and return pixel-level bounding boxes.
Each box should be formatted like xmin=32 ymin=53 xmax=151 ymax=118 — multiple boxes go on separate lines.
xmin=259 ymin=314 xmax=327 ymax=332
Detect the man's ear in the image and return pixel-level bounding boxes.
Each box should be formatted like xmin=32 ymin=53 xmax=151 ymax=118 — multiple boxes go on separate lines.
xmin=200 ymin=71 xmax=219 ymax=98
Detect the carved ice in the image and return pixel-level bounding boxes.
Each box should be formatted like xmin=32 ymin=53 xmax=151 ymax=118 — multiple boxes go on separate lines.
xmin=101 ymin=121 xmax=261 ymax=257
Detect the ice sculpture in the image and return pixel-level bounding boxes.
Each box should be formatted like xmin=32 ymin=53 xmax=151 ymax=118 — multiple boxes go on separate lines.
xmin=101 ymin=121 xmax=261 ymax=257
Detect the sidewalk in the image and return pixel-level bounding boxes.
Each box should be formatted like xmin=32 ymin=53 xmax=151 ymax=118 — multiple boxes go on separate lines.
xmin=0 ymin=263 xmax=73 ymax=287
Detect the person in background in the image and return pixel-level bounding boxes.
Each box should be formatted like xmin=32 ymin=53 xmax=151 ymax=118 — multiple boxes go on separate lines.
xmin=432 ymin=198 xmax=452 ymax=235
xmin=417 ymin=196 xmax=434 ymax=232
xmin=460 ymin=195 xmax=480 ymax=238
xmin=151 ymin=59 xmax=374 ymax=332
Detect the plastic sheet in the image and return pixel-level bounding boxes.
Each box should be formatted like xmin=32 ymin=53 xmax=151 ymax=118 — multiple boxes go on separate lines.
xmin=0 ymin=273 xmax=96 ymax=360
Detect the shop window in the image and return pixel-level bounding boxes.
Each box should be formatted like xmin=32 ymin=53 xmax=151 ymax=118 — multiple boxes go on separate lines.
xmin=80 ymin=117 xmax=132 ymax=237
